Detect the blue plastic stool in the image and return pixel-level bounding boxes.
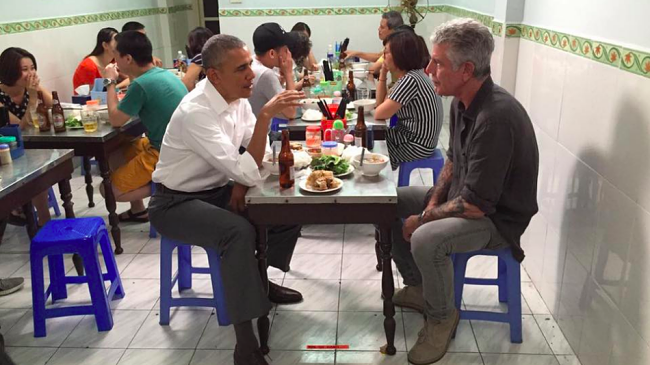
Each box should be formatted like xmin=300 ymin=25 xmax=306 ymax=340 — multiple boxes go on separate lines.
xmin=159 ymin=236 xmax=231 ymax=326
xmin=47 ymin=187 xmax=61 ymax=217
xmin=397 ymin=148 xmax=445 ymax=187
xmin=452 ymin=248 xmax=523 ymax=343
xmin=148 ymin=183 xmax=157 ymax=238
xmin=30 ymin=217 xmax=125 ymax=337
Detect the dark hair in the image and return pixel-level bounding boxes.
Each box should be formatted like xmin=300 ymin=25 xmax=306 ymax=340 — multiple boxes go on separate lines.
xmin=0 ymin=47 xmax=37 ymax=86
xmin=287 ymin=31 xmax=312 ymax=65
xmin=382 ymin=11 xmax=404 ymax=29
xmin=291 ymin=22 xmax=311 ymax=37
xmin=88 ymin=27 xmax=118 ymax=58
xmin=185 ymin=27 xmax=214 ymax=59
xmin=114 ymin=31 xmax=153 ymax=67
xmin=122 ymin=21 xmax=145 ymax=32
xmin=385 ymin=30 xmax=430 ymax=71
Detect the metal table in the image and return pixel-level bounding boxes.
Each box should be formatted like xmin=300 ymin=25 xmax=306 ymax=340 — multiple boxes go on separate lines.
xmin=245 ymin=141 xmax=399 ymax=355
xmin=22 ymin=120 xmax=146 ymax=254
xmin=287 ymin=112 xmax=387 ymax=141
xmin=0 ymin=149 xmax=82 ymax=274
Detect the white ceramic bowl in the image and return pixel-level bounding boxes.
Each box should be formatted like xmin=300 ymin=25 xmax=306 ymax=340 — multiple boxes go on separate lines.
xmin=351 ymin=152 xmax=389 ymax=176
xmin=351 ymin=62 xmax=369 ymax=71
xmin=262 ymin=155 xmax=280 ymax=175
xmin=300 ymin=98 xmax=332 ymax=111
xmin=352 ymin=99 xmax=376 ymax=113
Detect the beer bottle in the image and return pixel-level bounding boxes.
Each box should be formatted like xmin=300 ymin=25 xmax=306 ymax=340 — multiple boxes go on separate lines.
xmin=354 ymin=106 xmax=367 ymax=148
xmin=302 ymin=69 xmax=311 ymax=98
xmin=51 ymin=91 xmax=66 ymax=133
xmin=347 ymin=70 xmax=356 ymax=101
xmin=279 ymin=130 xmax=295 ymax=189
xmin=36 ymin=91 xmax=51 ymax=132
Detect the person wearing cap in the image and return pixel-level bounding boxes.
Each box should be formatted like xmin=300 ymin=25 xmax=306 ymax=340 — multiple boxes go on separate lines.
xmin=249 ymin=23 xmax=298 ymax=121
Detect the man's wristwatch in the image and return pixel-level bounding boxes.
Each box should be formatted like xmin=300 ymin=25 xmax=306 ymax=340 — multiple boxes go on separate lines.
xmin=418 ymin=210 xmax=427 ymax=225
xmin=103 ymin=78 xmax=117 ymax=88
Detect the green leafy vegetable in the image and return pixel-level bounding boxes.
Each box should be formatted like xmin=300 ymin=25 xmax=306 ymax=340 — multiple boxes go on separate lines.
xmin=65 ymin=115 xmax=82 ymax=128
xmin=310 ymin=155 xmax=350 ymax=175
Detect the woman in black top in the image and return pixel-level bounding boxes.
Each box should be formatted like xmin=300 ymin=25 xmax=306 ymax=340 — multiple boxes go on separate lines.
xmin=374 ymin=30 xmax=443 ymax=170
xmin=0 ymin=47 xmax=53 ymax=227
xmin=181 ymin=27 xmax=214 ymax=91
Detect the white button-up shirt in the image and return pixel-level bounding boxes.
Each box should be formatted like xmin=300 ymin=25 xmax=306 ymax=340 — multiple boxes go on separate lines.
xmin=152 ymin=79 xmax=270 ymax=192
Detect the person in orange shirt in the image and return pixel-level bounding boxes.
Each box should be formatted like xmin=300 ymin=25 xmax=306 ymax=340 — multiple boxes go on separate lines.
xmin=72 ymin=27 xmax=118 ymax=94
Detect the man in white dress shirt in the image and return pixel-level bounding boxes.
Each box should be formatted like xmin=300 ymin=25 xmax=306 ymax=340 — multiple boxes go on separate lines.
xmin=149 ymin=34 xmax=304 ymax=365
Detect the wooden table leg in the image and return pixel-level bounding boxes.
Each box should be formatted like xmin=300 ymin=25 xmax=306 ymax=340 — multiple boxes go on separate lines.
xmin=379 ymin=223 xmax=396 ymax=355
xmin=83 ymin=156 xmax=95 ymax=208
xmin=97 ymin=155 xmax=122 ymax=254
xmin=58 ymin=177 xmax=84 ymax=276
xmin=22 ymin=201 xmax=37 ymax=240
xmin=256 ymin=225 xmax=270 ymax=355
xmin=375 ymin=228 xmax=383 ymax=272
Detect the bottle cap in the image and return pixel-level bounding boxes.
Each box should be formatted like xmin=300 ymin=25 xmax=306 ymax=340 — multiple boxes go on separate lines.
xmin=343 ymin=134 xmax=354 ymax=142
xmin=306 ymin=125 xmax=321 ymax=132
xmin=321 ymin=141 xmax=337 ymax=148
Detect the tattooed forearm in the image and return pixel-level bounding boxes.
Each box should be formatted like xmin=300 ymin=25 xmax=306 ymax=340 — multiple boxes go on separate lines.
xmin=428 ymin=160 xmax=454 ymax=207
xmin=422 ymin=196 xmax=485 ymax=223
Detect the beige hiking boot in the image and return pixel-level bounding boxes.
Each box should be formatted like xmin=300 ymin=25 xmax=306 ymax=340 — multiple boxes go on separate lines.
xmin=393 ymin=285 xmax=425 ymax=313
xmin=407 ymin=309 xmax=460 ymax=365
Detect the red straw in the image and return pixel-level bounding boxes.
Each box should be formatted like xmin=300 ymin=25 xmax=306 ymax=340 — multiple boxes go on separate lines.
xmin=306 ymin=345 xmax=350 ymax=349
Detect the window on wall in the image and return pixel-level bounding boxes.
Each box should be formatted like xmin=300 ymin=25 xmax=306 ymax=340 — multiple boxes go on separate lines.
xmin=201 ymin=0 xmax=220 ymax=34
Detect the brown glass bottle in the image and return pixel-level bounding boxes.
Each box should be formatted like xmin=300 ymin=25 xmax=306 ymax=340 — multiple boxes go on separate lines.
xmin=36 ymin=91 xmax=51 ymax=132
xmin=354 ymin=106 xmax=367 ymax=148
xmin=302 ymin=69 xmax=310 ymax=88
xmin=279 ymin=130 xmax=295 ymax=189
xmin=347 ymin=70 xmax=356 ymax=101
xmin=51 ymin=91 xmax=66 ymax=133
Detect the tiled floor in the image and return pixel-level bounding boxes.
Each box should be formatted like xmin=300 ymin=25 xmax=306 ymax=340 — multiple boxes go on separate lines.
xmin=0 ymin=129 xmax=581 ymax=365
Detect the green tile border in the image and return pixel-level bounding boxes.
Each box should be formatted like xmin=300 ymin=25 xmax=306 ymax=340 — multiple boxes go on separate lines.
xmin=219 ymin=5 xmax=502 ymax=36
xmin=0 ymin=5 xmax=193 ymax=35
xmin=506 ymin=23 xmax=648 ymax=78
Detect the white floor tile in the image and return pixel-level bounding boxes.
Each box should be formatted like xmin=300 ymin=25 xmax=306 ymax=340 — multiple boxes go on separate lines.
xmin=339 ymin=280 xmax=384 ymax=312
xmin=12 ymin=253 xmax=77 ymax=278
xmin=46 ymin=348 xmax=125 ymax=365
xmin=129 ymin=310 xmax=211 ymax=349
xmin=0 ymin=279 xmax=34 ymax=309
xmin=343 ymin=224 xmax=377 ymax=254
xmin=0 ymin=308 xmax=29 ymax=334
xmin=120 ymin=254 xmax=165 ymax=279
xmin=337 ymin=311 xmax=406 ymax=352
xmin=284 ymin=254 xmax=342 ymax=280
xmin=403 ymin=313 xmax=479 ymax=353
xmin=110 ymin=279 xmax=160 ymax=310
xmin=462 ymin=285 xmax=532 ymax=315
xmin=482 ymin=354 xmax=560 ymax=365
xmin=269 ymin=311 xmax=338 ymax=351
xmin=197 ymin=312 xmax=268 ymax=350
xmin=270 ymin=350 xmax=335 ymax=364
xmin=277 ymin=280 xmax=340 ymax=311
xmin=61 ymin=310 xmax=149 ymax=349
xmin=5 ymin=346 xmax=57 ymax=365
xmin=523 ymin=282 xmax=551 ymax=314
xmin=190 ymin=350 xmax=234 ymax=365
xmin=0 ymin=254 xmax=30 ymax=277
xmin=341 ymin=253 xmax=393 ymax=280
xmin=335 ymin=351 xmax=409 ymax=364
xmin=434 ymin=352 xmax=484 ymax=365
xmin=294 ymin=225 xmax=344 ymax=254
xmin=556 ymin=354 xmax=582 ymax=365
xmin=5 ymin=310 xmax=82 ymax=347
xmin=118 ymin=349 xmax=194 ymax=365
xmin=472 ymin=315 xmax=553 ymax=354
xmin=534 ymin=315 xmax=575 ymax=355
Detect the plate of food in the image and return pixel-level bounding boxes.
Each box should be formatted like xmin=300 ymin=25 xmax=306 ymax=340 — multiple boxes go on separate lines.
xmin=64 ymin=115 xmax=84 ymax=129
xmin=301 ymin=109 xmax=323 ymax=122
xmin=345 ymin=111 xmax=358 ymax=121
xmin=300 ymin=170 xmax=343 ymax=193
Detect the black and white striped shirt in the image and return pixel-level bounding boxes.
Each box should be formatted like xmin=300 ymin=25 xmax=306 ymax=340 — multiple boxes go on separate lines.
xmin=385 ymin=69 xmax=443 ymax=169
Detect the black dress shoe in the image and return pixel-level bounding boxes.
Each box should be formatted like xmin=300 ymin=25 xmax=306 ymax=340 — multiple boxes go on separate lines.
xmin=268 ymin=281 xmax=303 ymax=304
xmin=234 ymin=346 xmax=270 ymax=365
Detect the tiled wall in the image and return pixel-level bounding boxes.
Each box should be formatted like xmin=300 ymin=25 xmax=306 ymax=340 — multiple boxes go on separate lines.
xmin=0 ymin=1 xmax=197 ymax=103
xmin=516 ymin=35 xmax=650 ymax=365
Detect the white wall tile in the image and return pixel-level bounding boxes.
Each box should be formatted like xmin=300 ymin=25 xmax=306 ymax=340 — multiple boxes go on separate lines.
xmin=528 ymin=43 xmax=567 ymax=140
xmin=514 ymin=39 xmax=535 ymax=109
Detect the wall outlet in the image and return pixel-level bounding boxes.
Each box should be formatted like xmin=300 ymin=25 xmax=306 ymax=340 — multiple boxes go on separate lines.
xmin=230 ymin=0 xmax=242 ymax=3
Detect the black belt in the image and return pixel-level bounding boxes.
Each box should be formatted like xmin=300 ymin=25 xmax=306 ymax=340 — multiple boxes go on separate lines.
xmin=154 ymin=183 xmax=228 ymax=196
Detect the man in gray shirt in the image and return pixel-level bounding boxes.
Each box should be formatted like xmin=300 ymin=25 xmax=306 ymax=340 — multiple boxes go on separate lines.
xmin=391 ymin=19 xmax=539 ymax=364
xmin=249 ymin=23 xmax=298 ymax=120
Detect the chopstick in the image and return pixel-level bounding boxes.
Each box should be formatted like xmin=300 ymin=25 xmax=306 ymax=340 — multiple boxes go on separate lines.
xmin=321 ymin=98 xmax=333 ymax=119
xmin=272 ymin=145 xmax=277 ymax=166
xmin=360 ymin=148 xmax=366 ymax=166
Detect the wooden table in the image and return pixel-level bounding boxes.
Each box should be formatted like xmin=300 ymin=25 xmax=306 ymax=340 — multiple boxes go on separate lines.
xmin=22 ymin=121 xmax=146 ymax=254
xmin=245 ymin=141 xmax=399 ymax=355
xmin=0 ymin=149 xmax=82 ymax=274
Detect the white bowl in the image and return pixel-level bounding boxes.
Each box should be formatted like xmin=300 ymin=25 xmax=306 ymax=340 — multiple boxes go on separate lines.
xmin=262 ymin=156 xmax=280 ymax=175
xmin=300 ymin=98 xmax=332 ymax=111
xmin=351 ymin=152 xmax=389 ymax=176
xmin=352 ymin=99 xmax=376 ymax=113
xmin=351 ymin=62 xmax=369 ymax=71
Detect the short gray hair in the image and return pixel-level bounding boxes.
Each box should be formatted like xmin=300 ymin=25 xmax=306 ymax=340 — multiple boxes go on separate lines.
xmin=382 ymin=11 xmax=404 ymax=30
xmin=431 ymin=18 xmax=494 ymax=78
xmin=202 ymin=34 xmax=246 ymax=69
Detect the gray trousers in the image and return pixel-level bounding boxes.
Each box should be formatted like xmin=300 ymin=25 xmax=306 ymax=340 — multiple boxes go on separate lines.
xmin=392 ymin=187 xmax=509 ymax=320
xmin=148 ymin=183 xmax=301 ymax=324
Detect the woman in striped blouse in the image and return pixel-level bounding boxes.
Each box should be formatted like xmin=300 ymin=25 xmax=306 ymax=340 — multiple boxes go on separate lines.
xmin=374 ymin=29 xmax=443 ymax=170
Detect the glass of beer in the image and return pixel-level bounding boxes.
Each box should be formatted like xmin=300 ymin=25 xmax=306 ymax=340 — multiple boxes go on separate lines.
xmin=29 ymin=107 xmax=39 ymax=129
xmin=81 ymin=107 xmax=98 ymax=133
